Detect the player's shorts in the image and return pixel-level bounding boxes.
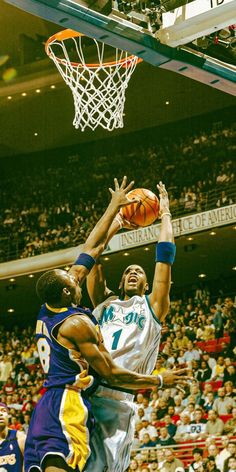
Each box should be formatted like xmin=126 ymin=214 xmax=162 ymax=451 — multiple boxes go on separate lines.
xmin=24 ymin=386 xmax=94 ymax=472
xmin=84 ymin=386 xmax=136 ymax=472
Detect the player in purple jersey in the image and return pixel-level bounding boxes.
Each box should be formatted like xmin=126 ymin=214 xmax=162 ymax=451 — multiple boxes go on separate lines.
xmin=24 ymin=177 xmax=189 ymax=472
xmin=0 ymin=403 xmax=25 ymax=472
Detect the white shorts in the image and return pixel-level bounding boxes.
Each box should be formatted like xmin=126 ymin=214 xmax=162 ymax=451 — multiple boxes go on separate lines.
xmin=84 ymin=386 xmax=136 ymax=472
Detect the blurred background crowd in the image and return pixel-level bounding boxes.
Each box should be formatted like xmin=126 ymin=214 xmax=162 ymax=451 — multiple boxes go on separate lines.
xmin=0 ymin=292 xmax=235 ymax=471
xmin=0 ymin=120 xmax=235 ymax=262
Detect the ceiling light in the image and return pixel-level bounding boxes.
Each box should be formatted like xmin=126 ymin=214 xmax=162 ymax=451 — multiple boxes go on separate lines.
xmin=165 ymin=101 xmax=170 ymax=105
xmin=232 ymin=267 xmax=236 ymax=271
xmin=36 ymin=89 xmax=41 ymax=93
xmin=7 ymin=96 xmax=12 ymax=100
xmin=7 ymin=308 xmax=14 ymax=313
xmin=210 ymin=231 xmax=216 ymax=235
xmin=123 ymin=252 xmax=130 ymax=256
xmin=9 ymin=278 xmax=15 ymax=282
xmin=50 ymin=85 xmax=56 ymax=89
xmin=34 ymin=133 xmax=38 ymax=136
xmin=104 ymin=257 xmax=110 ymax=261
xmin=144 ymin=247 xmax=150 ymax=251
xmin=198 ymin=273 xmax=206 ymax=278
xmin=187 ymin=237 xmax=193 ymax=241
xmin=233 ymin=226 xmax=236 ymax=230
xmin=21 ymin=92 xmax=27 ymax=97
xmin=28 ymin=274 xmax=34 ymax=278
xmin=171 ymin=281 xmax=174 ymax=284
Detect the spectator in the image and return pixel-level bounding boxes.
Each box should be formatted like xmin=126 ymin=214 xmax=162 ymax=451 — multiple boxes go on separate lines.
xmin=189 ymin=408 xmax=207 ymax=439
xmin=211 ymin=357 xmax=226 ymax=381
xmin=156 ymin=426 xmax=176 ymax=446
xmin=196 ymin=360 xmax=212 ymax=382
xmin=174 ymin=413 xmax=191 ymax=442
xmin=172 ymin=329 xmax=189 ymax=352
xmin=202 ymin=391 xmax=215 ymax=412
xmin=205 ymin=457 xmax=221 ymax=472
xmin=224 ymin=407 xmax=236 ymax=435
xmin=183 ymin=341 xmax=201 ymax=366
xmin=140 ymin=432 xmax=157 ymax=448
xmin=139 ymin=417 xmax=158 ymax=442
xmin=211 ymin=305 xmax=225 ymax=339
xmin=217 ymin=440 xmax=236 ymax=472
xmin=213 ymin=387 xmax=236 ymax=415
xmin=205 ymin=410 xmax=224 ymax=436
xmin=163 ymin=414 xmax=177 ymax=437
xmin=0 ymin=355 xmax=13 ymax=385
xmin=162 ymin=448 xmax=185 ymax=472
xmin=224 ymin=456 xmax=236 ymax=472
xmin=189 ymin=448 xmax=204 ymax=472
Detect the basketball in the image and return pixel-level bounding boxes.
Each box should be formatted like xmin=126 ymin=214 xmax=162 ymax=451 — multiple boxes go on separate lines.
xmin=121 ymin=188 xmax=159 ymax=227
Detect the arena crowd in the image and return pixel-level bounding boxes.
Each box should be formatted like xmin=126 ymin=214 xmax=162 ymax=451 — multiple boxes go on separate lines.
xmin=0 ymin=292 xmax=235 ymax=471
xmin=0 ymin=121 xmax=235 ymax=262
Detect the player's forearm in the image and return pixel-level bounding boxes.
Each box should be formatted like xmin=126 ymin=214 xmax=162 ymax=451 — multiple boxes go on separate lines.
xmin=158 ymin=214 xmax=174 ymax=243
xmin=105 ymin=367 xmax=160 ymax=390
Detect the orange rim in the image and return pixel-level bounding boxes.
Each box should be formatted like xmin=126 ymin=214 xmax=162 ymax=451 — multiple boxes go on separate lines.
xmin=45 ymin=29 xmax=143 ymax=69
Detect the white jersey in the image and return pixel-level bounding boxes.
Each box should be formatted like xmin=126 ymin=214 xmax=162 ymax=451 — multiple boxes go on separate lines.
xmin=93 ymin=294 xmax=162 ymax=375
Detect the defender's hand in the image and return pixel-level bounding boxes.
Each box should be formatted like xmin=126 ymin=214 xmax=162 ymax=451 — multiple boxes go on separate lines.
xmin=109 ymin=176 xmax=140 ymax=209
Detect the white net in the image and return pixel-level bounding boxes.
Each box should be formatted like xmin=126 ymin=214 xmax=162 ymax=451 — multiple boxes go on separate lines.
xmin=46 ymin=30 xmax=140 ymax=132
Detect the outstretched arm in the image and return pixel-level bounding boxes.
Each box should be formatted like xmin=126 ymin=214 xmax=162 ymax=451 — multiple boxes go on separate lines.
xmin=59 ymin=315 xmax=190 ymax=390
xmin=86 ymin=205 xmax=138 ymax=307
xmin=148 ymin=182 xmax=175 ymax=322
xmin=69 ymin=177 xmax=138 ymax=285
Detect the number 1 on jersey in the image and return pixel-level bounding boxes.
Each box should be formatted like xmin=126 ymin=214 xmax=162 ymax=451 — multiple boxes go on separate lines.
xmin=111 ymin=329 xmax=123 ymax=350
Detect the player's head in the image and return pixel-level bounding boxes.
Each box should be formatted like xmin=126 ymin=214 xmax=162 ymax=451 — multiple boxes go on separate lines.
xmin=36 ymin=269 xmax=82 ymax=307
xmin=119 ymin=265 xmax=149 ymax=299
xmin=0 ymin=403 xmax=9 ymax=429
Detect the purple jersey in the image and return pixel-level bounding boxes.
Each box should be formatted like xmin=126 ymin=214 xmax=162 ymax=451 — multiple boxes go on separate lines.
xmin=0 ymin=429 xmax=22 ymax=472
xmin=36 ymin=303 xmax=99 ymax=390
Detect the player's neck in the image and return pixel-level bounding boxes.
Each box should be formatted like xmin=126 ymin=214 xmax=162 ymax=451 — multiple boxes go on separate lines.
xmin=0 ymin=426 xmax=8 ymax=441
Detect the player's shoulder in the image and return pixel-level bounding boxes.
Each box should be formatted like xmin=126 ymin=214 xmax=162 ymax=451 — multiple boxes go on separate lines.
xmin=59 ymin=312 xmax=97 ymax=341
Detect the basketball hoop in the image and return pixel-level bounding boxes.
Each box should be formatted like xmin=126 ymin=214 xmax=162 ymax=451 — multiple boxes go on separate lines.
xmin=45 ymin=30 xmax=141 ymax=132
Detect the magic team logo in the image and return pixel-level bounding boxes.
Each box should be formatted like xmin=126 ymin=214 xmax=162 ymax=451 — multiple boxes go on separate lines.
xmin=99 ymin=304 xmax=146 ymax=330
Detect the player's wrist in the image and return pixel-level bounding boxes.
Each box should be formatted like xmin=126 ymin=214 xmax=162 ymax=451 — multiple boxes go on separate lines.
xmin=156 ymin=374 xmax=163 ymax=389
xmin=155 ymin=241 xmax=176 ymax=265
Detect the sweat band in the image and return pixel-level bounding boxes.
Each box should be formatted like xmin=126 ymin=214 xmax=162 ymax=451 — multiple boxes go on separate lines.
xmin=155 ymin=241 xmax=176 ymax=265
xmin=74 ymin=253 xmax=96 ymax=271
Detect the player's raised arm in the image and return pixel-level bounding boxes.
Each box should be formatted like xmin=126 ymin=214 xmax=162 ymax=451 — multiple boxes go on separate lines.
xmin=59 ymin=315 xmax=189 ymax=390
xmin=148 ymin=182 xmax=176 ymax=322
xmin=86 ymin=200 xmax=138 ymax=307
xmin=69 ymin=176 xmax=139 ymax=285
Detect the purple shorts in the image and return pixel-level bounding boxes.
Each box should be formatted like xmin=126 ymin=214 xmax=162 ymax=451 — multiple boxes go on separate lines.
xmin=24 ymin=386 xmax=94 ymax=472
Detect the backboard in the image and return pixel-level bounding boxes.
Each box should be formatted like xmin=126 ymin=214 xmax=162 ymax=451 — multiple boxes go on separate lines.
xmin=4 ymin=0 xmax=236 ymax=94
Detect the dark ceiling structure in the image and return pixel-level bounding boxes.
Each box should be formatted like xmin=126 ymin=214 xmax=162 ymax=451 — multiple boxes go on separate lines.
xmin=0 ymin=0 xmax=235 ymax=158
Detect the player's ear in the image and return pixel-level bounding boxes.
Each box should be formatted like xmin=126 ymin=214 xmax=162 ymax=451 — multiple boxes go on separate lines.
xmin=144 ymin=282 xmax=149 ymax=292
xmin=63 ymin=287 xmax=71 ymax=296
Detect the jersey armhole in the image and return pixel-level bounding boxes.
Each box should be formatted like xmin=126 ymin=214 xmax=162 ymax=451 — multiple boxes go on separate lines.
xmin=145 ymin=295 xmax=162 ymax=326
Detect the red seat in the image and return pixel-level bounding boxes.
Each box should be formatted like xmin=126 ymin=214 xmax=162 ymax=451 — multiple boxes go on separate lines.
xmin=219 ymin=415 xmax=233 ymax=423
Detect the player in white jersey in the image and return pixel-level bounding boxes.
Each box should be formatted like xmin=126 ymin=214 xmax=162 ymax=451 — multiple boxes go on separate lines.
xmin=84 ymin=182 xmax=176 ymax=472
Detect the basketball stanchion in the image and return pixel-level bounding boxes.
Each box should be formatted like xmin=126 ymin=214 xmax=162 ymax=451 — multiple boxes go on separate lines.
xmin=45 ymin=29 xmax=142 ymax=132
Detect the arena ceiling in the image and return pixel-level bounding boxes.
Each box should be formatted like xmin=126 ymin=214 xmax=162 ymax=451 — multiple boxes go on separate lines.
xmin=0 ymin=0 xmax=236 ymax=158
xmin=0 ymin=224 xmax=235 ymax=325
